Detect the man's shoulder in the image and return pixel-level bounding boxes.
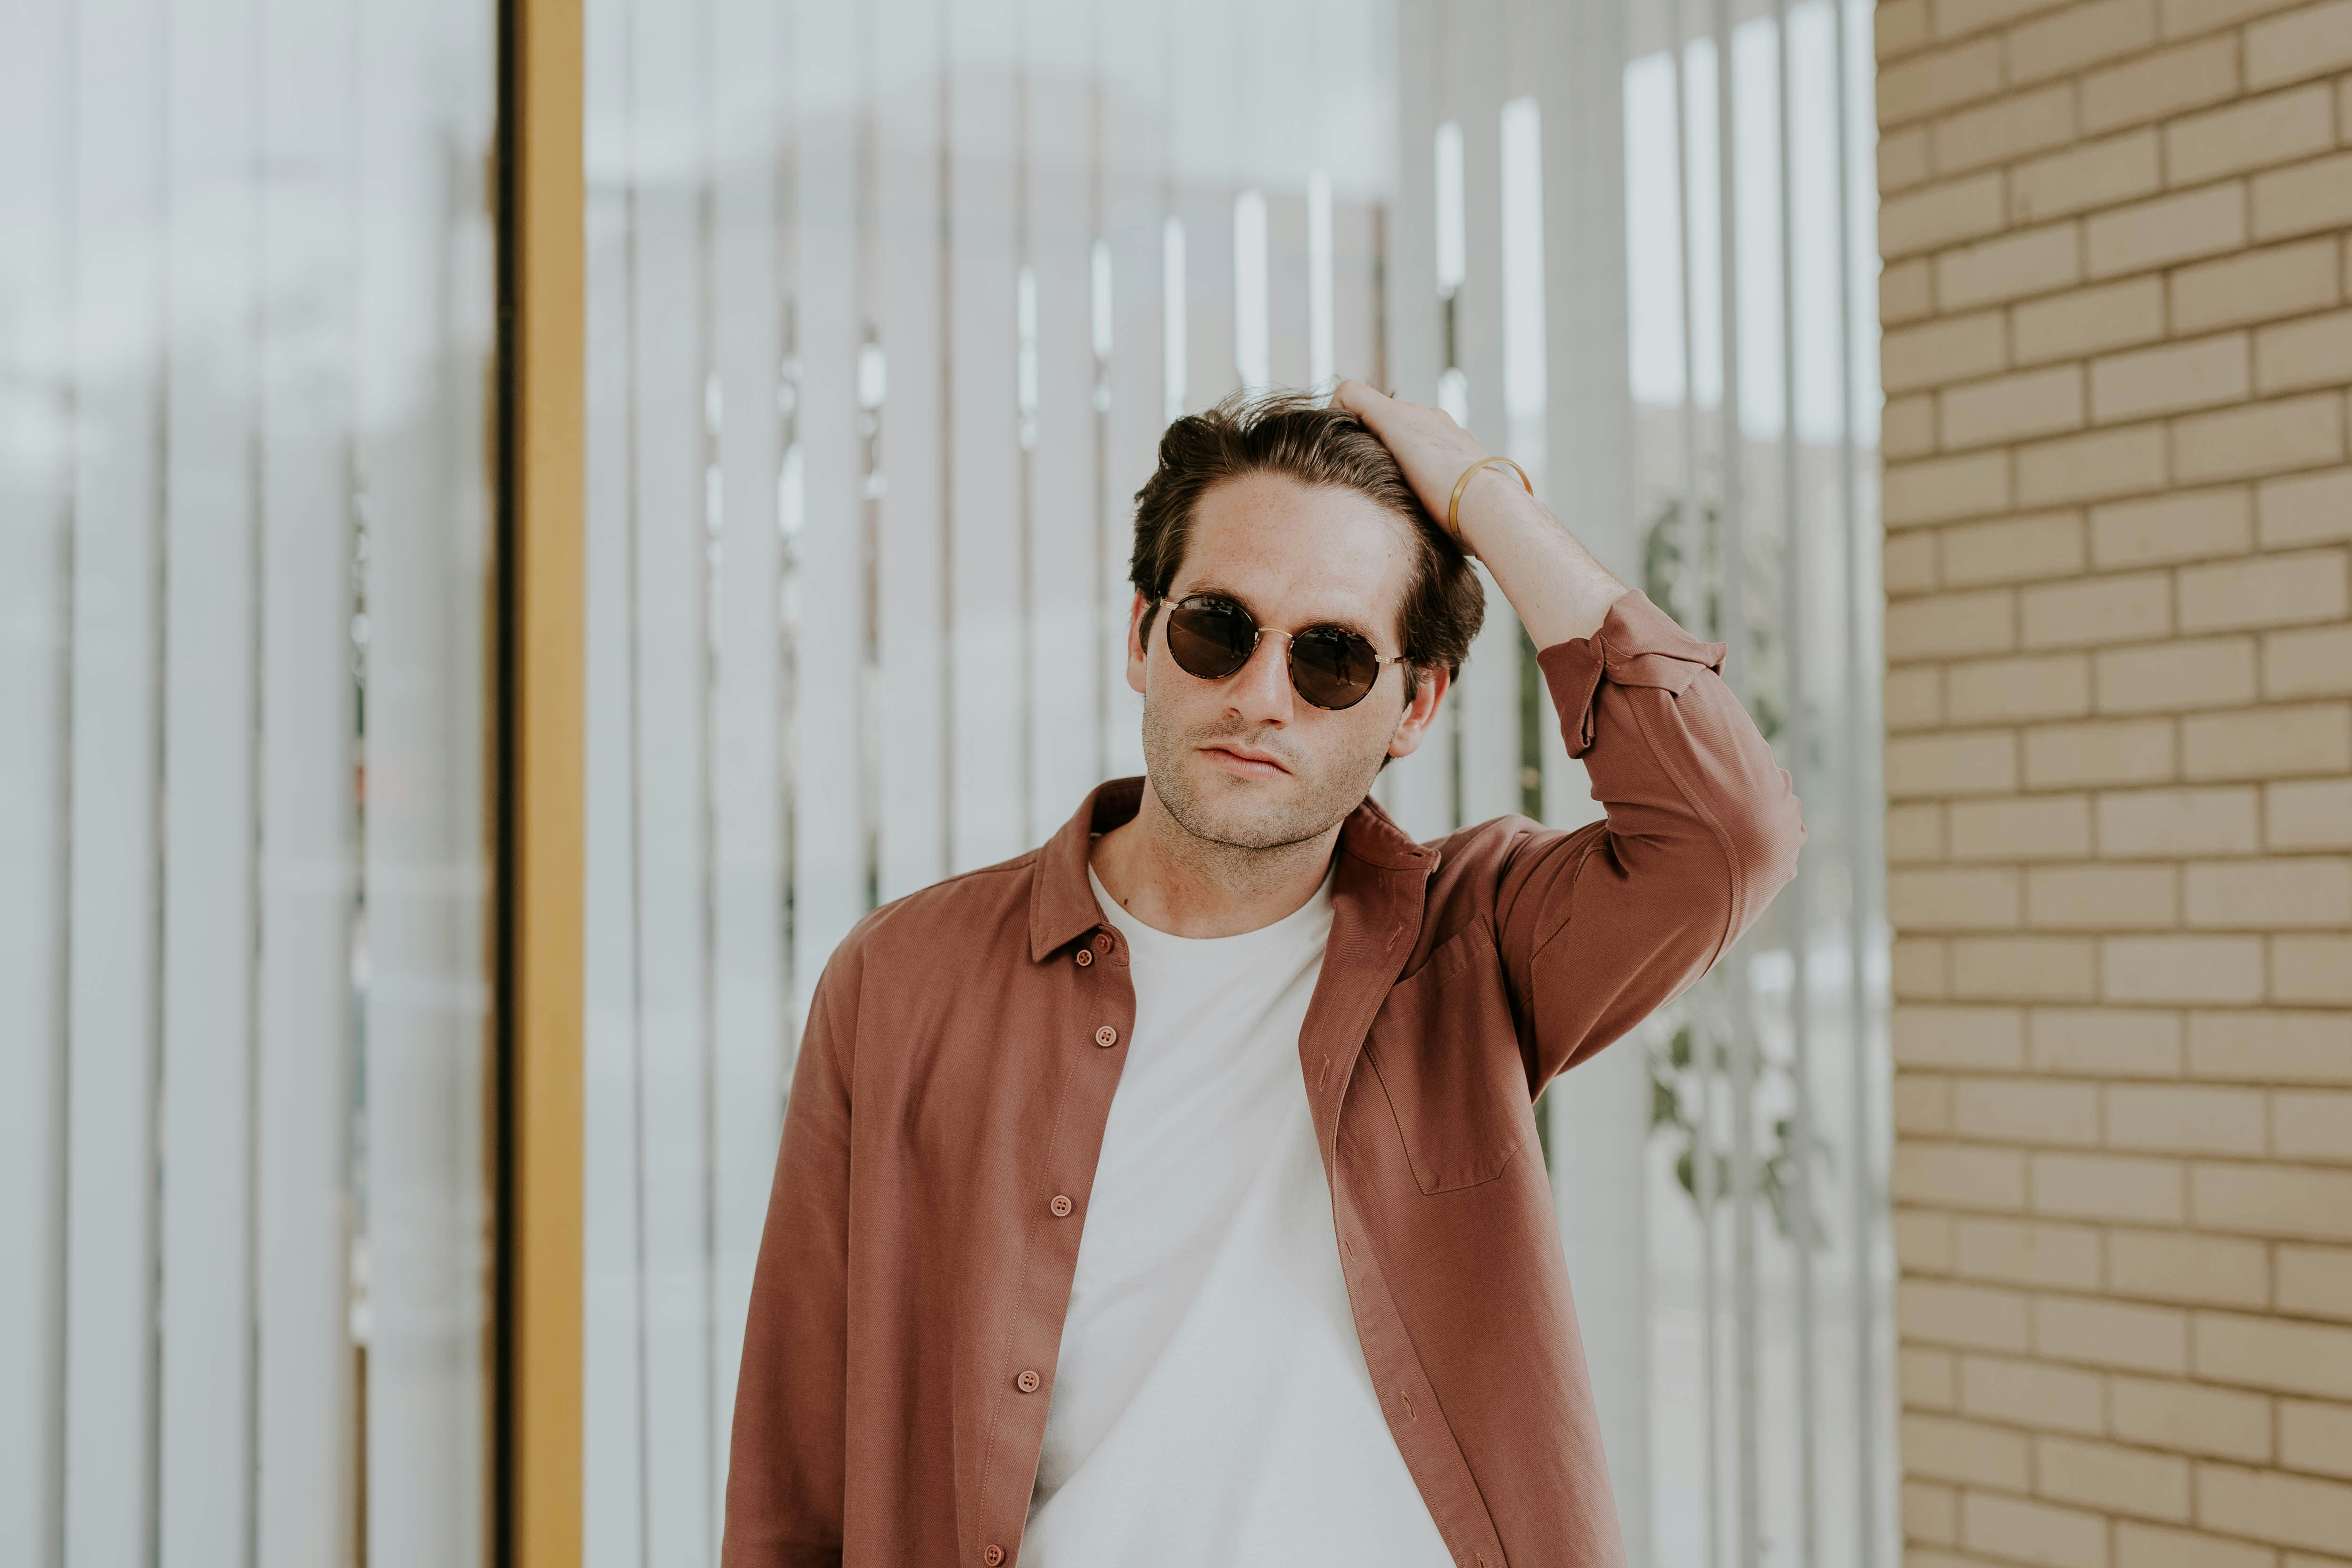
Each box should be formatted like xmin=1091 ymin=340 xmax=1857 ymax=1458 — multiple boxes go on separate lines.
xmin=829 ymin=845 xmax=1045 ymax=973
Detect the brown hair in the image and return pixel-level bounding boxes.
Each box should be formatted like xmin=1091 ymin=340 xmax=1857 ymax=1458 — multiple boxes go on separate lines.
xmin=1129 ymin=389 xmax=1486 ymax=700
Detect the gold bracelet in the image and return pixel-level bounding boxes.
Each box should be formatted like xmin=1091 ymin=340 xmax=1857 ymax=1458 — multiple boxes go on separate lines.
xmin=1444 ymin=456 xmax=1532 ymax=554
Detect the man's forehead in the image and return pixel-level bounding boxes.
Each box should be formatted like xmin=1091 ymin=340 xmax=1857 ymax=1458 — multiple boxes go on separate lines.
xmin=1176 ymin=474 xmax=1417 ymax=634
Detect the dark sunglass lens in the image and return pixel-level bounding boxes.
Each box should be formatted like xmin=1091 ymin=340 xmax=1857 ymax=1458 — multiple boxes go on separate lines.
xmin=1291 ymin=629 xmax=1379 ymax=710
xmin=1166 ymin=603 xmax=1256 ymax=680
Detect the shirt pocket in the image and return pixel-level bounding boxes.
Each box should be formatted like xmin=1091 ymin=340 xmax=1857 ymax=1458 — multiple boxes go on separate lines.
xmin=1361 ymin=921 xmax=1534 ymax=1195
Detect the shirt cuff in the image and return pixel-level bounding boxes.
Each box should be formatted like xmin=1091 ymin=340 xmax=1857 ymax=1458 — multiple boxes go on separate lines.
xmin=1535 ymin=590 xmax=1728 ymax=758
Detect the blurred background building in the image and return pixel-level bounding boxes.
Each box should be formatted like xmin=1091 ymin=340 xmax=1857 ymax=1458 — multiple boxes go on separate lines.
xmin=1 ymin=0 xmax=2345 ymax=1564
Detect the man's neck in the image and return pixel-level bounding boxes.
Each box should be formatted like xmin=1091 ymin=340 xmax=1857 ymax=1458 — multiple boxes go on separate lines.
xmin=1088 ymin=782 xmax=1342 ymax=940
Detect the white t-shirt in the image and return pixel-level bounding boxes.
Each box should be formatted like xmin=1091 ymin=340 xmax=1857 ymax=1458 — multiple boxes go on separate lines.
xmin=1020 ymin=862 xmax=1452 ymax=1566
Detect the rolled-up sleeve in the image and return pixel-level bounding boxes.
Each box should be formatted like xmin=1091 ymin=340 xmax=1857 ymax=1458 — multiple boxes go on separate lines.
xmin=1496 ymin=589 xmax=1804 ymax=1089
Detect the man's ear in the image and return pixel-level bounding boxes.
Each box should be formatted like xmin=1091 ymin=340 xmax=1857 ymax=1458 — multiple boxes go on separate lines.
xmin=1126 ymin=592 xmax=1153 ymax=697
xmin=1385 ymin=666 xmax=1451 ymax=759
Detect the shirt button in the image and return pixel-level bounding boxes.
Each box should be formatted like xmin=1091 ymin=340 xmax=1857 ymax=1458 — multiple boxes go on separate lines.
xmin=1049 ymin=1194 xmax=1072 ymax=1217
xmin=1094 ymin=1026 xmax=1118 ymax=1049
xmin=1093 ymin=934 xmax=1112 ymax=954
xmin=1074 ymin=947 xmax=1093 ymax=968
xmin=1016 ymin=1368 xmax=1041 ymax=1393
xmin=983 ymin=1547 xmax=1004 ymax=1567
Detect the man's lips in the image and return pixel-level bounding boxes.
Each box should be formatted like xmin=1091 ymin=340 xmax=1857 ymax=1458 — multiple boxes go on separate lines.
xmin=1198 ymin=743 xmax=1293 ymax=778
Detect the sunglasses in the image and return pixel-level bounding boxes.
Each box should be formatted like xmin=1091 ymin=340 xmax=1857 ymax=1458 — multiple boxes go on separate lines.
xmin=1157 ymin=593 xmax=1404 ymax=712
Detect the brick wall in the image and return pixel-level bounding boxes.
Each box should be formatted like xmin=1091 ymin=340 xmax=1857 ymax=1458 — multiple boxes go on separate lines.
xmin=1875 ymin=0 xmax=2352 ymax=1562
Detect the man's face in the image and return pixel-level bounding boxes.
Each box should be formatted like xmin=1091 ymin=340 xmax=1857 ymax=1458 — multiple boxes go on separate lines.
xmin=1127 ymin=471 xmax=1449 ymax=852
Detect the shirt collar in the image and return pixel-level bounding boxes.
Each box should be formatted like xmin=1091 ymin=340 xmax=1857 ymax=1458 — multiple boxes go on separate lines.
xmin=1027 ymin=775 xmax=1439 ymax=962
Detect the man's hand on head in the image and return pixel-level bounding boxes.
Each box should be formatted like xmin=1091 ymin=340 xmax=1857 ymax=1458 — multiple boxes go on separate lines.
xmin=1329 ymin=380 xmax=1492 ymax=535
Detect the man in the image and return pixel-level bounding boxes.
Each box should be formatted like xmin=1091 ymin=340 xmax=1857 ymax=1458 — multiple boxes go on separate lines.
xmin=723 ymin=383 xmax=1803 ymax=1568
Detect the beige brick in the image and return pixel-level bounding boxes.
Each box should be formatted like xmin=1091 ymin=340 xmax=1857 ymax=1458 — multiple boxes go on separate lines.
xmin=2012 ymin=132 xmax=2166 ymax=225
xmin=1889 ymin=529 xmax=1944 ymax=594
xmin=2189 ymin=1008 xmax=2352 ymax=1083
xmin=2180 ymin=549 xmax=2349 ymax=634
xmin=1903 ymin=1411 xmax=2033 ymax=1487
xmin=2028 ymin=862 xmax=2181 ymax=926
xmin=1954 ymin=935 xmax=2102 ymax=997
xmin=2032 ymin=1004 xmax=2186 ymax=1075
xmin=1938 ymin=0 xmax=2073 ymax=35
xmin=2256 ymin=307 xmax=2352 ymax=394
xmin=1883 ymin=125 xmax=1935 ymax=194
xmin=1935 ymin=83 xmax=2080 ymax=175
xmin=2029 ymin=717 xmax=2177 ymax=788
xmin=2087 ymin=183 xmax=2250 ymax=278
xmin=2279 ymin=1399 xmax=2352 ymax=1479
xmin=2197 ymin=1462 xmax=2352 ymax=1555
xmin=2277 ymin=1242 xmax=2352 ymax=1319
xmin=1901 ymin=1205 xmax=1962 ymax=1271
xmin=2095 ymin=637 xmax=2261 ymax=714
xmin=1905 ymin=1478 xmax=1961 ymax=1545
xmin=2167 ymin=83 xmax=2338 ymax=185
xmin=1891 ymin=800 xmax=1949 ymax=862
xmin=1941 ymin=224 xmax=2087 ymax=312
xmin=2081 ymin=35 xmax=2242 ymax=133
xmin=1956 ymin=1075 xmax=2104 ymax=1143
xmin=1887 ymin=256 xmax=1937 ymax=322
xmin=2018 ymin=426 xmax=2171 ymax=508
xmin=2038 ymin=1431 xmax=2195 ymax=1521
xmin=1893 ymin=866 xmax=2026 ymax=928
xmin=2199 ymin=1312 xmax=2352 ymax=1398
xmin=1890 ymin=590 xmax=2022 ymax=663
xmin=1897 ymin=1071 xmax=1957 ymax=1133
xmin=2112 ymin=1374 xmax=2276 ymax=1460
xmin=2091 ymin=489 xmax=2255 ymax=570
xmin=1902 ymin=1275 xmax=2034 ymax=1346
xmin=1887 ymin=391 xmax=1941 ymax=459
xmin=2174 ymin=393 xmax=2347 ymax=485
xmin=2010 ymin=0 xmax=2159 ymax=82
xmin=1942 ymin=511 xmax=2090 ymax=586
xmin=1881 ymin=37 xmax=2008 ymax=126
xmin=1963 ymin=1489 xmax=2110 ymax=1568
xmin=1887 ymin=311 xmax=2012 ymax=394
xmin=1889 ymin=450 xmax=2015 ymax=527
xmin=2259 ymin=466 xmax=2352 ymax=548
xmin=2107 ymin=1082 xmax=2270 ymax=1152
xmin=2194 ymin=1162 xmax=2352 ymax=1241
xmin=2109 ymin=1229 xmax=2274 ymax=1307
xmin=1884 ymin=174 xmax=2009 ymax=263
xmin=2263 ymin=623 xmax=2352 ymax=701
xmin=2275 ymin=1088 xmax=2352 ymax=1163
xmin=2099 ymin=787 xmax=2263 ymax=857
xmin=1946 ymin=365 xmax=2089 ymax=448
xmin=1889 ymin=665 xmax=1947 ymax=731
xmin=2273 ymin=934 xmax=2352 ymax=1003
xmin=1899 ymin=1141 xmax=2034 ymax=1209
xmin=2253 ymin=151 xmax=2352 ymax=241
xmin=1884 ymin=0 xmax=1934 ymax=57
xmin=1953 ymin=793 xmax=2097 ymax=858
xmin=1956 ymin=1215 xmax=2106 ymax=1286
xmin=1891 ymin=729 xmax=2023 ymax=796
xmin=2114 ymin=1522 xmax=2276 ymax=1568
xmin=2269 ymin=778 xmax=2352 ymax=850
xmin=2037 ymin=1292 xmax=2191 ymax=1371
xmin=1900 ymin=1003 xmax=2031 ymax=1067
xmin=2162 ymin=0 xmax=2313 ymax=37
xmin=2035 ymin=1148 xmax=2188 ymax=1219
xmin=2104 ymin=933 xmax=2270 ymax=1002
xmin=2244 ymin=0 xmax=2352 ymax=88
xmin=2182 ymin=702 xmax=2352 ymax=780
xmin=2023 ymin=571 xmax=2173 ymax=648
xmin=1902 ymin=1342 xmax=1960 ymax=1410
xmin=2187 ymin=856 xmax=2352 ymax=927
xmin=1899 ymin=936 xmax=1957 ymax=999
xmin=2093 ymin=335 xmax=2253 ymax=424
xmin=2172 ymin=238 xmax=2345 ymax=335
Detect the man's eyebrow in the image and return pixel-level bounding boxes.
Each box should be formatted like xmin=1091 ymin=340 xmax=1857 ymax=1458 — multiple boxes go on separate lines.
xmin=1176 ymin=579 xmax=1387 ymax=646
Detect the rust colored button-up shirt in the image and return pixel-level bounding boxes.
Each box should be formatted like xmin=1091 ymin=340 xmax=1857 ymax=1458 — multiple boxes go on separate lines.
xmin=722 ymin=591 xmax=1804 ymax=1568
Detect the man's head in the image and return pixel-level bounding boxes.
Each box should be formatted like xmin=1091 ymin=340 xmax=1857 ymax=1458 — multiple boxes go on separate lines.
xmin=1125 ymin=390 xmax=1486 ymax=853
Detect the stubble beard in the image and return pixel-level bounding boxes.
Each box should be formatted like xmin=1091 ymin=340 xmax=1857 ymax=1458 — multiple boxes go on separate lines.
xmin=1139 ymin=684 xmax=1392 ymax=858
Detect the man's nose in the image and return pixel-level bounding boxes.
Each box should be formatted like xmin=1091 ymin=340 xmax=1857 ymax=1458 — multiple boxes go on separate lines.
xmin=1224 ymin=630 xmax=1295 ymax=726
